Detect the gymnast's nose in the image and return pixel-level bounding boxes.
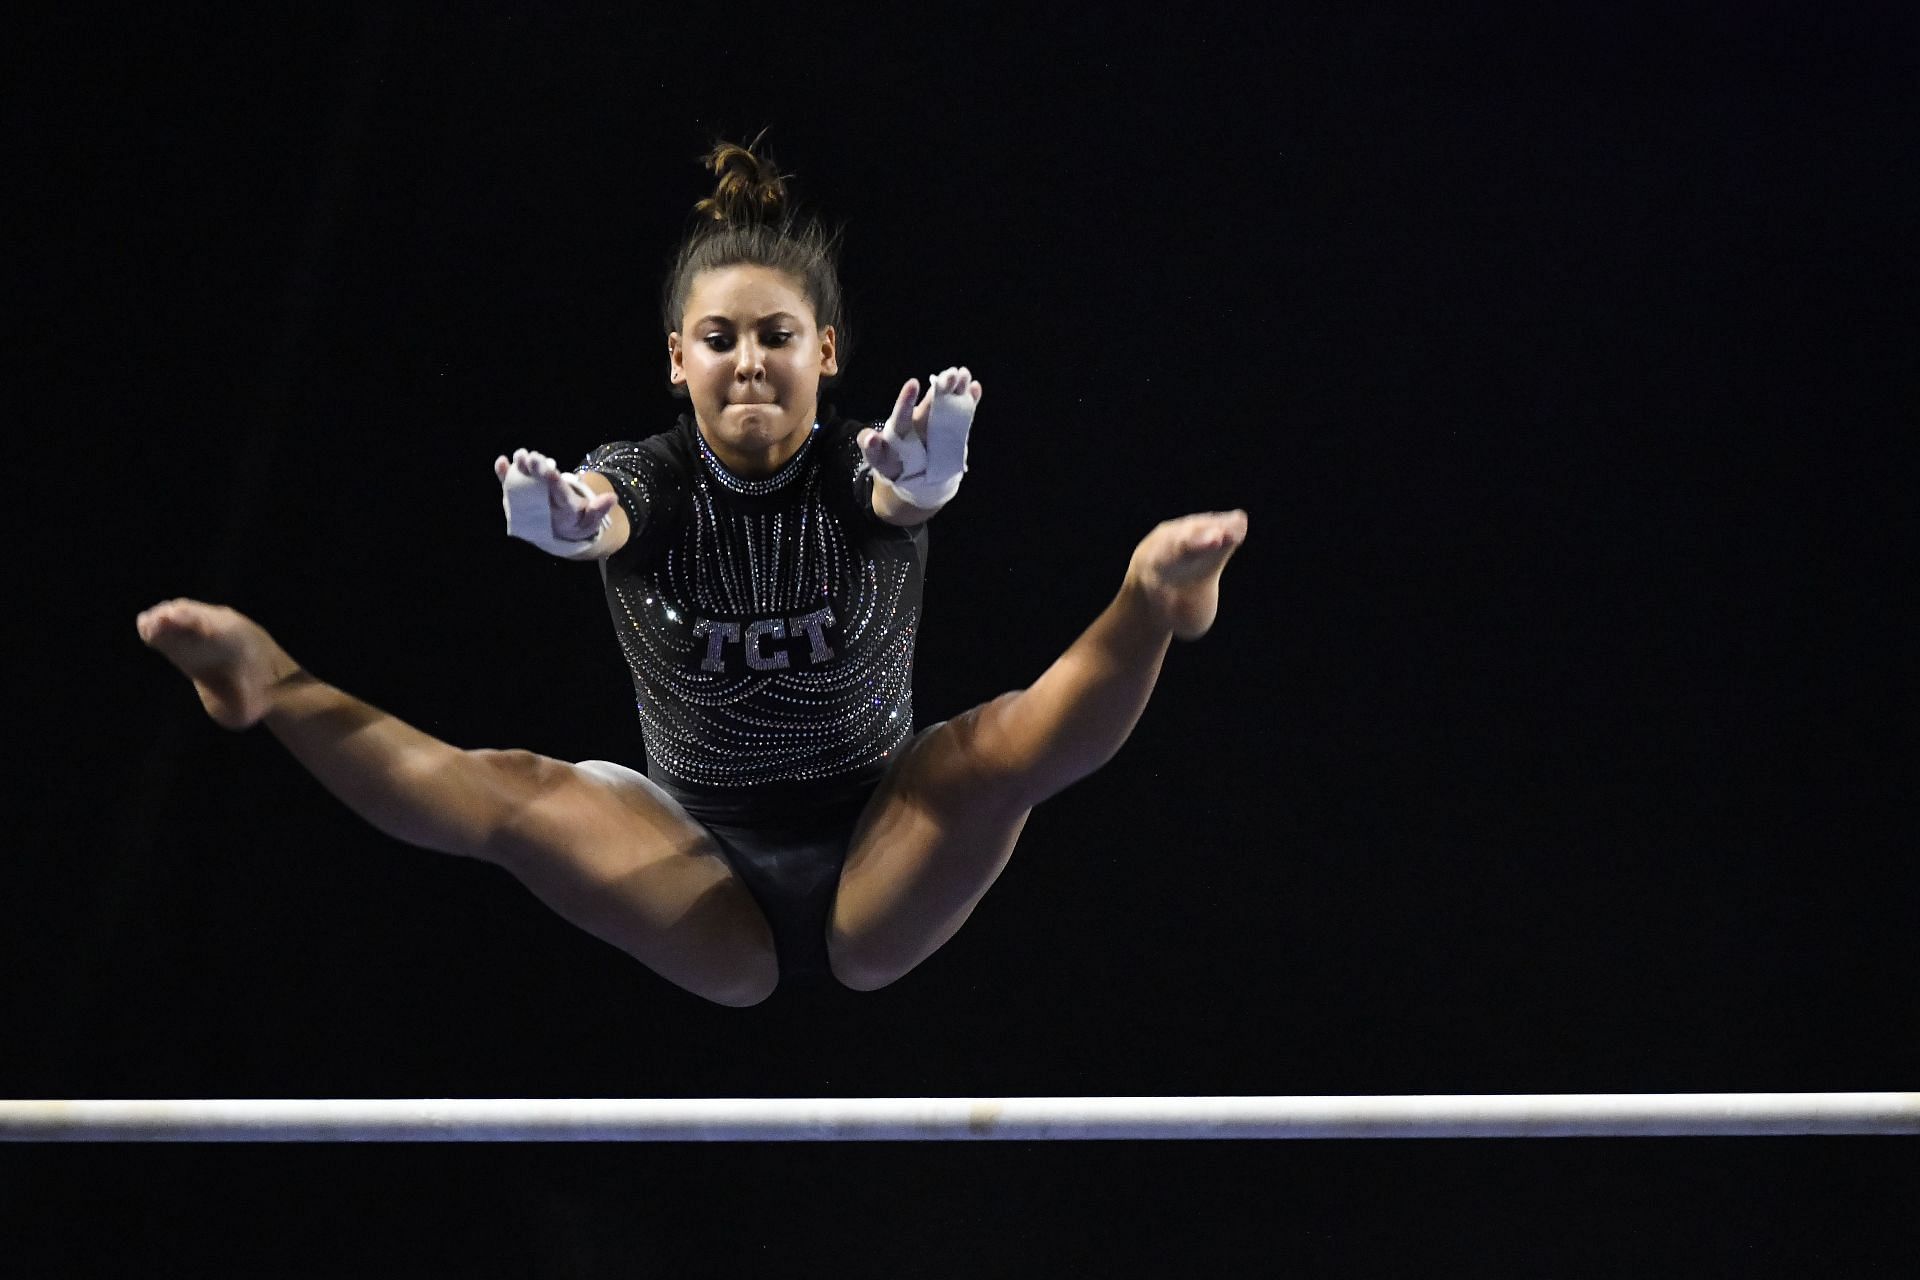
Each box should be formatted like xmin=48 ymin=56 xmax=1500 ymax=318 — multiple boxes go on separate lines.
xmin=733 ymin=338 xmax=766 ymax=382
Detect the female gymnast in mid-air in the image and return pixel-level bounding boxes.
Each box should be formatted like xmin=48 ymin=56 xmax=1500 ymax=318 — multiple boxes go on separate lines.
xmin=136 ymin=140 xmax=1248 ymax=1005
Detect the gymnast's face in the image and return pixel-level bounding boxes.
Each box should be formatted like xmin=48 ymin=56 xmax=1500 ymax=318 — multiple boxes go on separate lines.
xmin=669 ymin=264 xmax=837 ymax=477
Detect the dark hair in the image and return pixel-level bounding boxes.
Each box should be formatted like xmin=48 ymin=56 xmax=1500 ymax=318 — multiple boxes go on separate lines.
xmin=662 ymin=137 xmax=849 ymax=393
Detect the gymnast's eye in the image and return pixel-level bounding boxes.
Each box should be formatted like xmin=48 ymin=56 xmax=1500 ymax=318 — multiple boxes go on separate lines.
xmin=763 ymin=330 xmax=794 ymax=347
xmin=703 ymin=334 xmax=734 ymax=352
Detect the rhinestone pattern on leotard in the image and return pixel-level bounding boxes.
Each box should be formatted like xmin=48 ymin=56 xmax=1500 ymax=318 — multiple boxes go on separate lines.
xmin=694 ymin=419 xmax=819 ymax=495
xmin=581 ymin=416 xmax=922 ymax=789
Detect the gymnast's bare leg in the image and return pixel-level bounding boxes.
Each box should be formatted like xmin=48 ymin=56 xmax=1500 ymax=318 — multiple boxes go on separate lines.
xmin=827 ymin=510 xmax=1248 ymax=990
xmin=135 ymin=601 xmax=777 ymax=1006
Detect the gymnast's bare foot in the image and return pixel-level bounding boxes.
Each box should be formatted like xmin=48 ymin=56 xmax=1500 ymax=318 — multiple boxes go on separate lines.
xmin=1124 ymin=511 xmax=1249 ymax=640
xmin=136 ymin=599 xmax=301 ymax=730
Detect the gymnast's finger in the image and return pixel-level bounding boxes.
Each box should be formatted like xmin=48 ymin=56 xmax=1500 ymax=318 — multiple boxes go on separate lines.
xmin=859 ymin=427 xmax=903 ymax=479
xmin=889 ymin=378 xmax=919 ymax=427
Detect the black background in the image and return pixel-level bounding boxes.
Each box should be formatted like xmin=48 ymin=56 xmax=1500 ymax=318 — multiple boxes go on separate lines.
xmin=6 ymin=4 xmax=1916 ymax=1274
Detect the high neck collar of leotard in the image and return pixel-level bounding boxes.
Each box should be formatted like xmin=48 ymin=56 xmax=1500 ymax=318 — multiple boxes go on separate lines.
xmin=692 ymin=418 xmax=821 ymax=497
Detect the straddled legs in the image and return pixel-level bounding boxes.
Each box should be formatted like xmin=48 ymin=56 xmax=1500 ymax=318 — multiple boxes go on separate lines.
xmin=136 ymin=601 xmax=777 ymax=1006
xmin=827 ymin=510 xmax=1249 ymax=989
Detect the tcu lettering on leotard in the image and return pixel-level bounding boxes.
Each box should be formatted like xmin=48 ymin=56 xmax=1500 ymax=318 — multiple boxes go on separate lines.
xmin=694 ymin=606 xmax=837 ymax=674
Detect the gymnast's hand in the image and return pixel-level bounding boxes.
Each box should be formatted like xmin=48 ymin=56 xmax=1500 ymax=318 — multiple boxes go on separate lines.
xmin=859 ymin=366 xmax=981 ymax=510
xmin=495 ymin=448 xmax=619 ymax=558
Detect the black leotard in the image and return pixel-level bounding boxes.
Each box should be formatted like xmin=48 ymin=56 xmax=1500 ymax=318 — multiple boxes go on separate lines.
xmin=580 ymin=411 xmax=927 ymax=822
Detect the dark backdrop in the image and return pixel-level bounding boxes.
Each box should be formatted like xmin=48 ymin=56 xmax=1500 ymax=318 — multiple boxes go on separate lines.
xmin=7 ymin=4 xmax=1916 ymax=1274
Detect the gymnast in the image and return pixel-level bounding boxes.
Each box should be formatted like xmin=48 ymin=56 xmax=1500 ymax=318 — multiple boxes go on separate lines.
xmin=135 ymin=139 xmax=1248 ymax=1005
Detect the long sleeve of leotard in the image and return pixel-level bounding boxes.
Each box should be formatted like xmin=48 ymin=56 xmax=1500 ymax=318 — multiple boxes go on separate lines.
xmin=579 ymin=437 xmax=687 ymax=567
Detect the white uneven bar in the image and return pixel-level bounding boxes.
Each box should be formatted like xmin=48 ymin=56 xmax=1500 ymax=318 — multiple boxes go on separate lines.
xmin=2 ymin=1094 xmax=1916 ymax=1142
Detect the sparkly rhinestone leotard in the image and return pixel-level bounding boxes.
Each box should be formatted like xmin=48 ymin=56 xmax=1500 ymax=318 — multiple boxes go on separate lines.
xmin=580 ymin=412 xmax=928 ymax=983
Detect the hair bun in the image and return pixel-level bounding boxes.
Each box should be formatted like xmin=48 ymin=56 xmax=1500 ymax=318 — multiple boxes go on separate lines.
xmin=693 ymin=137 xmax=789 ymax=226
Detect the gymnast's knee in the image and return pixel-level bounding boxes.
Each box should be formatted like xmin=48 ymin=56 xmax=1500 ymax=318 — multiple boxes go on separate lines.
xmin=903 ymin=693 xmax=1025 ymax=785
xmin=467 ymin=746 xmax=572 ymax=790
xmin=929 ymin=691 xmax=1068 ymax=812
xmin=454 ymin=747 xmax=603 ymax=866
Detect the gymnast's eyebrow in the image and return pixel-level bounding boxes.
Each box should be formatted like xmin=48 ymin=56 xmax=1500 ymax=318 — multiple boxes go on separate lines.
xmin=694 ymin=311 xmax=800 ymax=327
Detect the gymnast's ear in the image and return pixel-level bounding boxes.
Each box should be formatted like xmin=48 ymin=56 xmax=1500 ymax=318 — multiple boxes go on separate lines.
xmin=667 ymin=332 xmax=686 ymax=386
xmin=818 ymin=324 xmax=837 ymax=377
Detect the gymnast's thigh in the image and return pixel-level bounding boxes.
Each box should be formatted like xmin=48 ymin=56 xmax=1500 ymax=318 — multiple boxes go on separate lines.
xmin=826 ymin=715 xmax=1036 ymax=989
xmin=485 ymin=755 xmax=776 ymax=1002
